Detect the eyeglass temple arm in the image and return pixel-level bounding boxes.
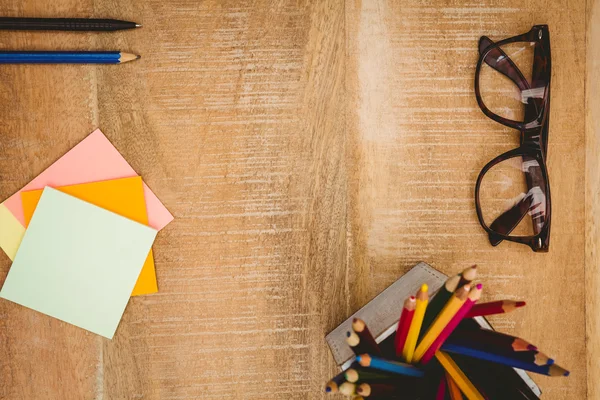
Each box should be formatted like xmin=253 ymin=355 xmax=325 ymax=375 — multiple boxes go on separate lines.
xmin=479 ymin=36 xmax=530 ymax=92
xmin=488 ymin=193 xmax=534 ymax=245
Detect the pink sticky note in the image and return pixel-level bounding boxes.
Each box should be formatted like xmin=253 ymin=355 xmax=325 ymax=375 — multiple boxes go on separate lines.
xmin=3 ymin=129 xmax=173 ymax=231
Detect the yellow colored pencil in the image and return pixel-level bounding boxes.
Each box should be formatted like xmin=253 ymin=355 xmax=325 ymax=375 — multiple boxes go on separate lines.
xmin=402 ymin=284 xmax=429 ymax=363
xmin=435 ymin=352 xmax=484 ymax=400
xmin=446 ymin=372 xmax=464 ymax=400
xmin=413 ymin=285 xmax=470 ymax=363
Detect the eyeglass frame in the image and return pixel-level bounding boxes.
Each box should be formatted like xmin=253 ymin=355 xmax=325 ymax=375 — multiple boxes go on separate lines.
xmin=473 ymin=25 xmax=552 ymax=252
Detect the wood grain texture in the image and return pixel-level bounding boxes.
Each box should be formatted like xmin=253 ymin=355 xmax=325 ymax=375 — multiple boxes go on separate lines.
xmin=0 ymin=0 xmax=592 ymax=399
xmin=586 ymin=0 xmax=600 ymax=399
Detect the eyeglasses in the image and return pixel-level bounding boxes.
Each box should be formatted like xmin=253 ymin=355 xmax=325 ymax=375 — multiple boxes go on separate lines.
xmin=474 ymin=25 xmax=551 ymax=252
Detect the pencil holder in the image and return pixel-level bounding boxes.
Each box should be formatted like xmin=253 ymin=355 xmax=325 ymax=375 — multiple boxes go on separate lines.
xmin=324 ymin=262 xmax=567 ymax=399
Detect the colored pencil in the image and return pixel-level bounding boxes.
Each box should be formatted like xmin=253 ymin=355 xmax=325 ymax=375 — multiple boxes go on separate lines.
xmin=346 ymin=330 xmax=371 ymax=356
xmin=421 ymin=284 xmax=483 ymax=364
xmin=324 ymin=370 xmax=346 ymax=394
xmin=435 ymin=352 xmax=485 ymax=400
xmin=352 ymin=318 xmax=382 ymax=356
xmin=465 ymin=300 xmax=526 ymax=318
xmin=446 ymin=372 xmax=464 ymax=400
xmin=440 ymin=343 xmax=569 ymax=376
xmin=420 ymin=275 xmax=461 ymax=339
xmin=451 ymin=327 xmax=537 ymax=352
xmin=356 ymin=354 xmax=425 ymax=378
xmin=344 ymin=368 xmax=395 ymax=383
xmin=436 ymin=376 xmax=447 ymax=400
xmin=444 ymin=334 xmax=553 ymax=365
xmin=0 ymin=17 xmax=141 ymax=32
xmin=413 ymin=285 xmax=471 ymax=362
xmin=395 ymin=296 xmax=416 ymax=357
xmin=452 ymin=353 xmax=540 ymax=400
xmin=338 ymin=382 xmax=357 ymax=396
xmin=457 ymin=265 xmax=477 ymax=288
xmin=0 ymin=51 xmax=140 ymax=64
xmin=403 ymin=284 xmax=429 ymax=363
xmin=357 ymin=382 xmax=401 ymax=397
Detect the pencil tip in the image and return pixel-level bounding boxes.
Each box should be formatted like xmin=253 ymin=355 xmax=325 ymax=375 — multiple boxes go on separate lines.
xmin=548 ymin=358 xmax=555 ymax=365
xmin=527 ymin=344 xmax=538 ymax=351
xmin=136 ymin=23 xmax=143 ymax=28
xmin=516 ymin=301 xmax=526 ymax=307
xmin=325 ymin=387 xmax=331 ymax=393
xmin=564 ymin=371 xmax=570 ymax=377
xmin=136 ymin=55 xmax=141 ymax=60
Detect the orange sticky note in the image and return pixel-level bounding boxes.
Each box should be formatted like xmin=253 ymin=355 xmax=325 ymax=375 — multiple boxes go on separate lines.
xmin=21 ymin=177 xmax=158 ymax=296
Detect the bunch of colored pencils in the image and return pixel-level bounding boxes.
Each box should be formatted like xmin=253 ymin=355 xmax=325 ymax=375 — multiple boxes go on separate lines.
xmin=324 ymin=266 xmax=569 ymax=399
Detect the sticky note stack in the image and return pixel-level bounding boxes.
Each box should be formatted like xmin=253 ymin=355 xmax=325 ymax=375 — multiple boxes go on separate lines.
xmin=0 ymin=129 xmax=173 ymax=339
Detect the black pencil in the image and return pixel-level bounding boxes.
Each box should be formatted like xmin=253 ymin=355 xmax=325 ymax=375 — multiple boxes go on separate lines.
xmin=344 ymin=367 xmax=397 ymax=383
xmin=351 ymin=318 xmax=383 ymax=356
xmin=452 ymin=327 xmax=537 ymax=352
xmin=452 ymin=353 xmax=540 ymax=400
xmin=324 ymin=370 xmax=347 ymax=394
xmin=0 ymin=17 xmax=141 ymax=31
xmin=445 ymin=334 xmax=553 ymax=365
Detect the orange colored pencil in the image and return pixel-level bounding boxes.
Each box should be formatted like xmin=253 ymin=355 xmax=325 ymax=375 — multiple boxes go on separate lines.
xmin=395 ymin=296 xmax=416 ymax=357
xmin=413 ymin=285 xmax=471 ymax=363
xmin=421 ymin=284 xmax=483 ymax=364
xmin=446 ymin=372 xmax=464 ymax=400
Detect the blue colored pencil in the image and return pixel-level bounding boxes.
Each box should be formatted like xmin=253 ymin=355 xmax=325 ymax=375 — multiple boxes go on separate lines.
xmin=441 ymin=343 xmax=569 ymax=377
xmin=356 ymin=354 xmax=425 ymax=378
xmin=0 ymin=51 xmax=140 ymax=64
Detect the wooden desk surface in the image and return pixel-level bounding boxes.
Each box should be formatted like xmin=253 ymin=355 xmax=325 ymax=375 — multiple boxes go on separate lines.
xmin=0 ymin=1 xmax=597 ymax=399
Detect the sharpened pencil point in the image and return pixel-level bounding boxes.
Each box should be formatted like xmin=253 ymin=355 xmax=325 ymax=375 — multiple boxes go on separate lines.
xmin=516 ymin=301 xmax=526 ymax=307
xmin=135 ymin=23 xmax=143 ymax=28
xmin=564 ymin=371 xmax=570 ymax=376
xmin=548 ymin=358 xmax=555 ymax=365
xmin=119 ymin=52 xmax=141 ymax=63
xmin=527 ymin=344 xmax=538 ymax=351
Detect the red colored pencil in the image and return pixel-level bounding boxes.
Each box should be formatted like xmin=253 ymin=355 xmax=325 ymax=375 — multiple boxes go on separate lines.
xmin=394 ymin=296 xmax=416 ymax=357
xmin=420 ymin=284 xmax=483 ymax=364
xmin=435 ymin=375 xmax=447 ymax=400
xmin=465 ymin=300 xmax=526 ymax=318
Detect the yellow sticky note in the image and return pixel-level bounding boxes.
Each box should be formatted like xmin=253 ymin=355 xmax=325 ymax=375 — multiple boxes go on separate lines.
xmin=21 ymin=177 xmax=158 ymax=296
xmin=0 ymin=203 xmax=25 ymax=261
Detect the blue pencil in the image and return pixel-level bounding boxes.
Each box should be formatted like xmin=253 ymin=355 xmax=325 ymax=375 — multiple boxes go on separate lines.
xmin=356 ymin=354 xmax=425 ymax=378
xmin=0 ymin=51 xmax=140 ymax=64
xmin=441 ymin=343 xmax=569 ymax=377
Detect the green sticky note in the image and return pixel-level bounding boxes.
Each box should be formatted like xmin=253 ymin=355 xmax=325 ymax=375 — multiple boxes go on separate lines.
xmin=0 ymin=187 xmax=157 ymax=339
